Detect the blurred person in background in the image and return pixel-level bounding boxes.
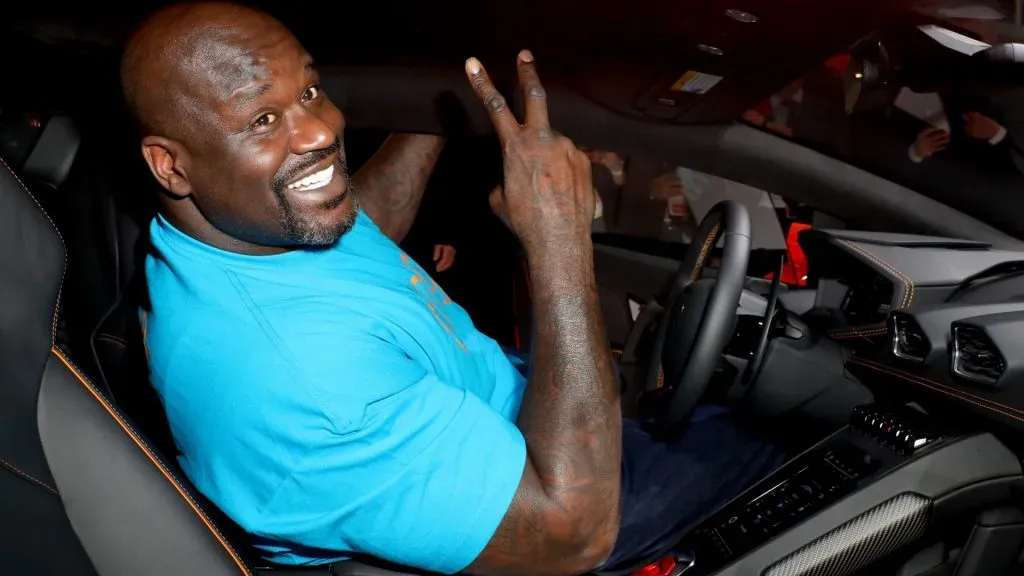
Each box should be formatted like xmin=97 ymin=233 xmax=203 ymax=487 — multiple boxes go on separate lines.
xmin=583 ymin=148 xmax=627 ymax=232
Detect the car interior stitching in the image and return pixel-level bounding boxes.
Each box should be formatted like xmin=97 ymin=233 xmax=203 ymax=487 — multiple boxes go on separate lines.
xmin=51 ymin=347 xmax=254 ymax=576
xmin=853 ymin=355 xmax=1024 ymax=417
xmin=849 ymin=356 xmax=1024 ymax=423
xmin=830 ymin=327 xmax=888 ymax=339
xmin=689 ymin=222 xmax=722 ymax=284
xmin=0 ymin=456 xmax=59 ymax=496
xmin=836 ymin=239 xmax=915 ymax=310
xmin=0 ymin=155 xmax=66 ymax=344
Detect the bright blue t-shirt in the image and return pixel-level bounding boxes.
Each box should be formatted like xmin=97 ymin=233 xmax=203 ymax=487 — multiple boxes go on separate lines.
xmin=142 ymin=210 xmax=528 ymax=572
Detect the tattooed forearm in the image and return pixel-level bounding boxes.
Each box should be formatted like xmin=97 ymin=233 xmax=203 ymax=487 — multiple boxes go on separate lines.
xmin=469 ymin=245 xmax=621 ymax=576
xmin=463 ymin=53 xmax=621 ymax=576
xmin=352 ymin=133 xmax=445 ymax=243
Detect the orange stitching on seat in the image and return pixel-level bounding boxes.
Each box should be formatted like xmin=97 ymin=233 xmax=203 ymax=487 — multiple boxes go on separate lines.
xmin=849 ymin=356 xmax=1024 ymax=423
xmin=51 ymin=348 xmax=252 ymax=575
xmin=689 ymin=222 xmax=721 ymax=284
xmin=0 ymin=155 xmax=66 ymax=344
xmin=837 ymin=240 xmax=915 ymax=310
xmin=0 ymin=456 xmax=58 ymax=496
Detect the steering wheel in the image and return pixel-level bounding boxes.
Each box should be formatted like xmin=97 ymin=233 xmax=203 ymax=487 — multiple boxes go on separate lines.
xmin=644 ymin=200 xmax=751 ymax=438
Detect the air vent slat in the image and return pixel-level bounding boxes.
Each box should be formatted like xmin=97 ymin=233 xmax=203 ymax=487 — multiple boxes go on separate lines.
xmin=890 ymin=313 xmax=929 ymax=362
xmin=951 ymin=325 xmax=1005 ymax=385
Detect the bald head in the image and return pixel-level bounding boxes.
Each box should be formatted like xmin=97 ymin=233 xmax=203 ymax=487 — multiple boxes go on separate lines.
xmin=121 ymin=2 xmax=296 ymax=138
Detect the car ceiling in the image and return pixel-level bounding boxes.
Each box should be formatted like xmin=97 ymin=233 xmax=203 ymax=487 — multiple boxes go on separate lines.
xmin=8 ymin=0 xmax=919 ymax=124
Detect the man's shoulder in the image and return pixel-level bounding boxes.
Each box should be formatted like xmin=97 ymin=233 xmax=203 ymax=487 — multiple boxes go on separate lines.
xmin=142 ymin=283 xmax=376 ymax=437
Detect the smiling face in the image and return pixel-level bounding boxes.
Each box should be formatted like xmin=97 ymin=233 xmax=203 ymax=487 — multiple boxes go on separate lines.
xmin=125 ymin=4 xmax=358 ymax=252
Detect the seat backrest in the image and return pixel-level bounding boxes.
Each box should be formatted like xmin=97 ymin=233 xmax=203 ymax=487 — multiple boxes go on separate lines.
xmin=0 ymin=155 xmax=96 ymax=574
xmin=0 ymin=154 xmax=255 ymax=575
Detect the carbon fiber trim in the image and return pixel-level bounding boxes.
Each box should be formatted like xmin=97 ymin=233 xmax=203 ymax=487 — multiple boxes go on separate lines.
xmin=762 ymin=493 xmax=930 ymax=576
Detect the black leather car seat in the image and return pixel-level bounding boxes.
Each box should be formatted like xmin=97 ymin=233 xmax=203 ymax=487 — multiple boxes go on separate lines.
xmin=0 ymin=152 xmax=96 ymax=574
xmin=1 ymin=151 xmax=255 ymax=574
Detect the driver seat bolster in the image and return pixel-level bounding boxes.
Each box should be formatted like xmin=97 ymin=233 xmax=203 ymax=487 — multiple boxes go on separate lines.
xmin=39 ymin=347 xmax=254 ymax=575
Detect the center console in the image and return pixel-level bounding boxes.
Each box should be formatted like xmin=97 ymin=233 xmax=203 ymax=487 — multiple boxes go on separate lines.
xmin=668 ymin=404 xmax=1023 ymax=575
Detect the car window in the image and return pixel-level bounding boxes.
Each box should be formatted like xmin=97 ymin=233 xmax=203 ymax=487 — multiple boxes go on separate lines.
xmin=585 ymin=151 xmax=789 ymax=251
xmin=737 ymin=5 xmax=1024 ymax=238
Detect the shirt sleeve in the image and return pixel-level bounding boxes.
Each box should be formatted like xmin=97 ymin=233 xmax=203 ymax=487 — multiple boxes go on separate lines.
xmin=908 ymin=143 xmax=926 ymax=164
xmin=256 ymin=334 xmax=527 ymax=574
xmin=990 ymin=125 xmax=1008 ymax=146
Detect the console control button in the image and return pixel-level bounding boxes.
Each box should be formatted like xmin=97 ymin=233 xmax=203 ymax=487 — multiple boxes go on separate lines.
xmin=849 ymin=405 xmax=941 ymax=454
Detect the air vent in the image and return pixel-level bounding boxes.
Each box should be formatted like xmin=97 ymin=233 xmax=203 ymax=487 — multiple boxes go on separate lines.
xmin=890 ymin=313 xmax=929 ymax=362
xmin=951 ymin=325 xmax=1005 ymax=385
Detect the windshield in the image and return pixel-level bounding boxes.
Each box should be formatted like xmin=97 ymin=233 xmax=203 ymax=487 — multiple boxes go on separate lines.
xmin=738 ymin=0 xmax=1024 ymax=238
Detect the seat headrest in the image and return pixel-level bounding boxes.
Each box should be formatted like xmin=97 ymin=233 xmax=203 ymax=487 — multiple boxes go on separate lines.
xmin=22 ymin=115 xmax=81 ymax=188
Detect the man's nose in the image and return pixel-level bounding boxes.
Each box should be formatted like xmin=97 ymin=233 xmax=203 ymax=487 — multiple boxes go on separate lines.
xmin=289 ymin=109 xmax=336 ymax=156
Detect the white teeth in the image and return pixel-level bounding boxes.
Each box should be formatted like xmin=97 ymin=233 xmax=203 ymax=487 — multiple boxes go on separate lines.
xmin=287 ymin=164 xmax=334 ymax=191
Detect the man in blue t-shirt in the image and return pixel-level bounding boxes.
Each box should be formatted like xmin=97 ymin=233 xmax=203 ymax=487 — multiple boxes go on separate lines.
xmin=122 ymin=3 xmax=783 ymax=574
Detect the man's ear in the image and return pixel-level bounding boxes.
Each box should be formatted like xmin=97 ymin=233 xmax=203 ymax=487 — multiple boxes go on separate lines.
xmin=141 ymin=136 xmax=192 ymax=199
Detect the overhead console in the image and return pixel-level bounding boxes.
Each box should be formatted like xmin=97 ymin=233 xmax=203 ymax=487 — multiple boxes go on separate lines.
xmin=668 ymin=403 xmax=1022 ymax=575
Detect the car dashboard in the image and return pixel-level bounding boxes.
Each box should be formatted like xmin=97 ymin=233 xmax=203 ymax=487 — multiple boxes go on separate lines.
xmin=609 ymin=229 xmax=1024 ymax=575
xmin=654 ymin=229 xmax=1024 ymax=574
xmin=798 ymin=228 xmax=1024 ymax=433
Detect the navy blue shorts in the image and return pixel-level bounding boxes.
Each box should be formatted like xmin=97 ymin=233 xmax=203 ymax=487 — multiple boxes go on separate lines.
xmin=600 ymin=407 xmax=785 ymax=572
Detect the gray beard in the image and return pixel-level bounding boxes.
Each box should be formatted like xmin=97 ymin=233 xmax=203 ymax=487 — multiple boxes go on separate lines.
xmin=282 ymin=188 xmax=359 ymax=247
xmin=276 ymin=168 xmax=359 ymax=247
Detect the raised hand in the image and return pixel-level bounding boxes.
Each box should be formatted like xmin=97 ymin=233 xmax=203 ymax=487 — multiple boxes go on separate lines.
xmin=464 ymin=51 xmax=594 ymax=259
xmin=462 ymin=51 xmax=620 ymax=576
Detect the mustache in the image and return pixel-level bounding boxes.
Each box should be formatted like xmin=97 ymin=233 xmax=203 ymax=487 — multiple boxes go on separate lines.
xmin=273 ymin=137 xmax=343 ymax=191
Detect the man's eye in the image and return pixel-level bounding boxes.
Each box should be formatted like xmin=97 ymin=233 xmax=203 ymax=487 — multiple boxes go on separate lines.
xmin=302 ymin=84 xmax=322 ymax=102
xmin=252 ymin=113 xmax=278 ymax=129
